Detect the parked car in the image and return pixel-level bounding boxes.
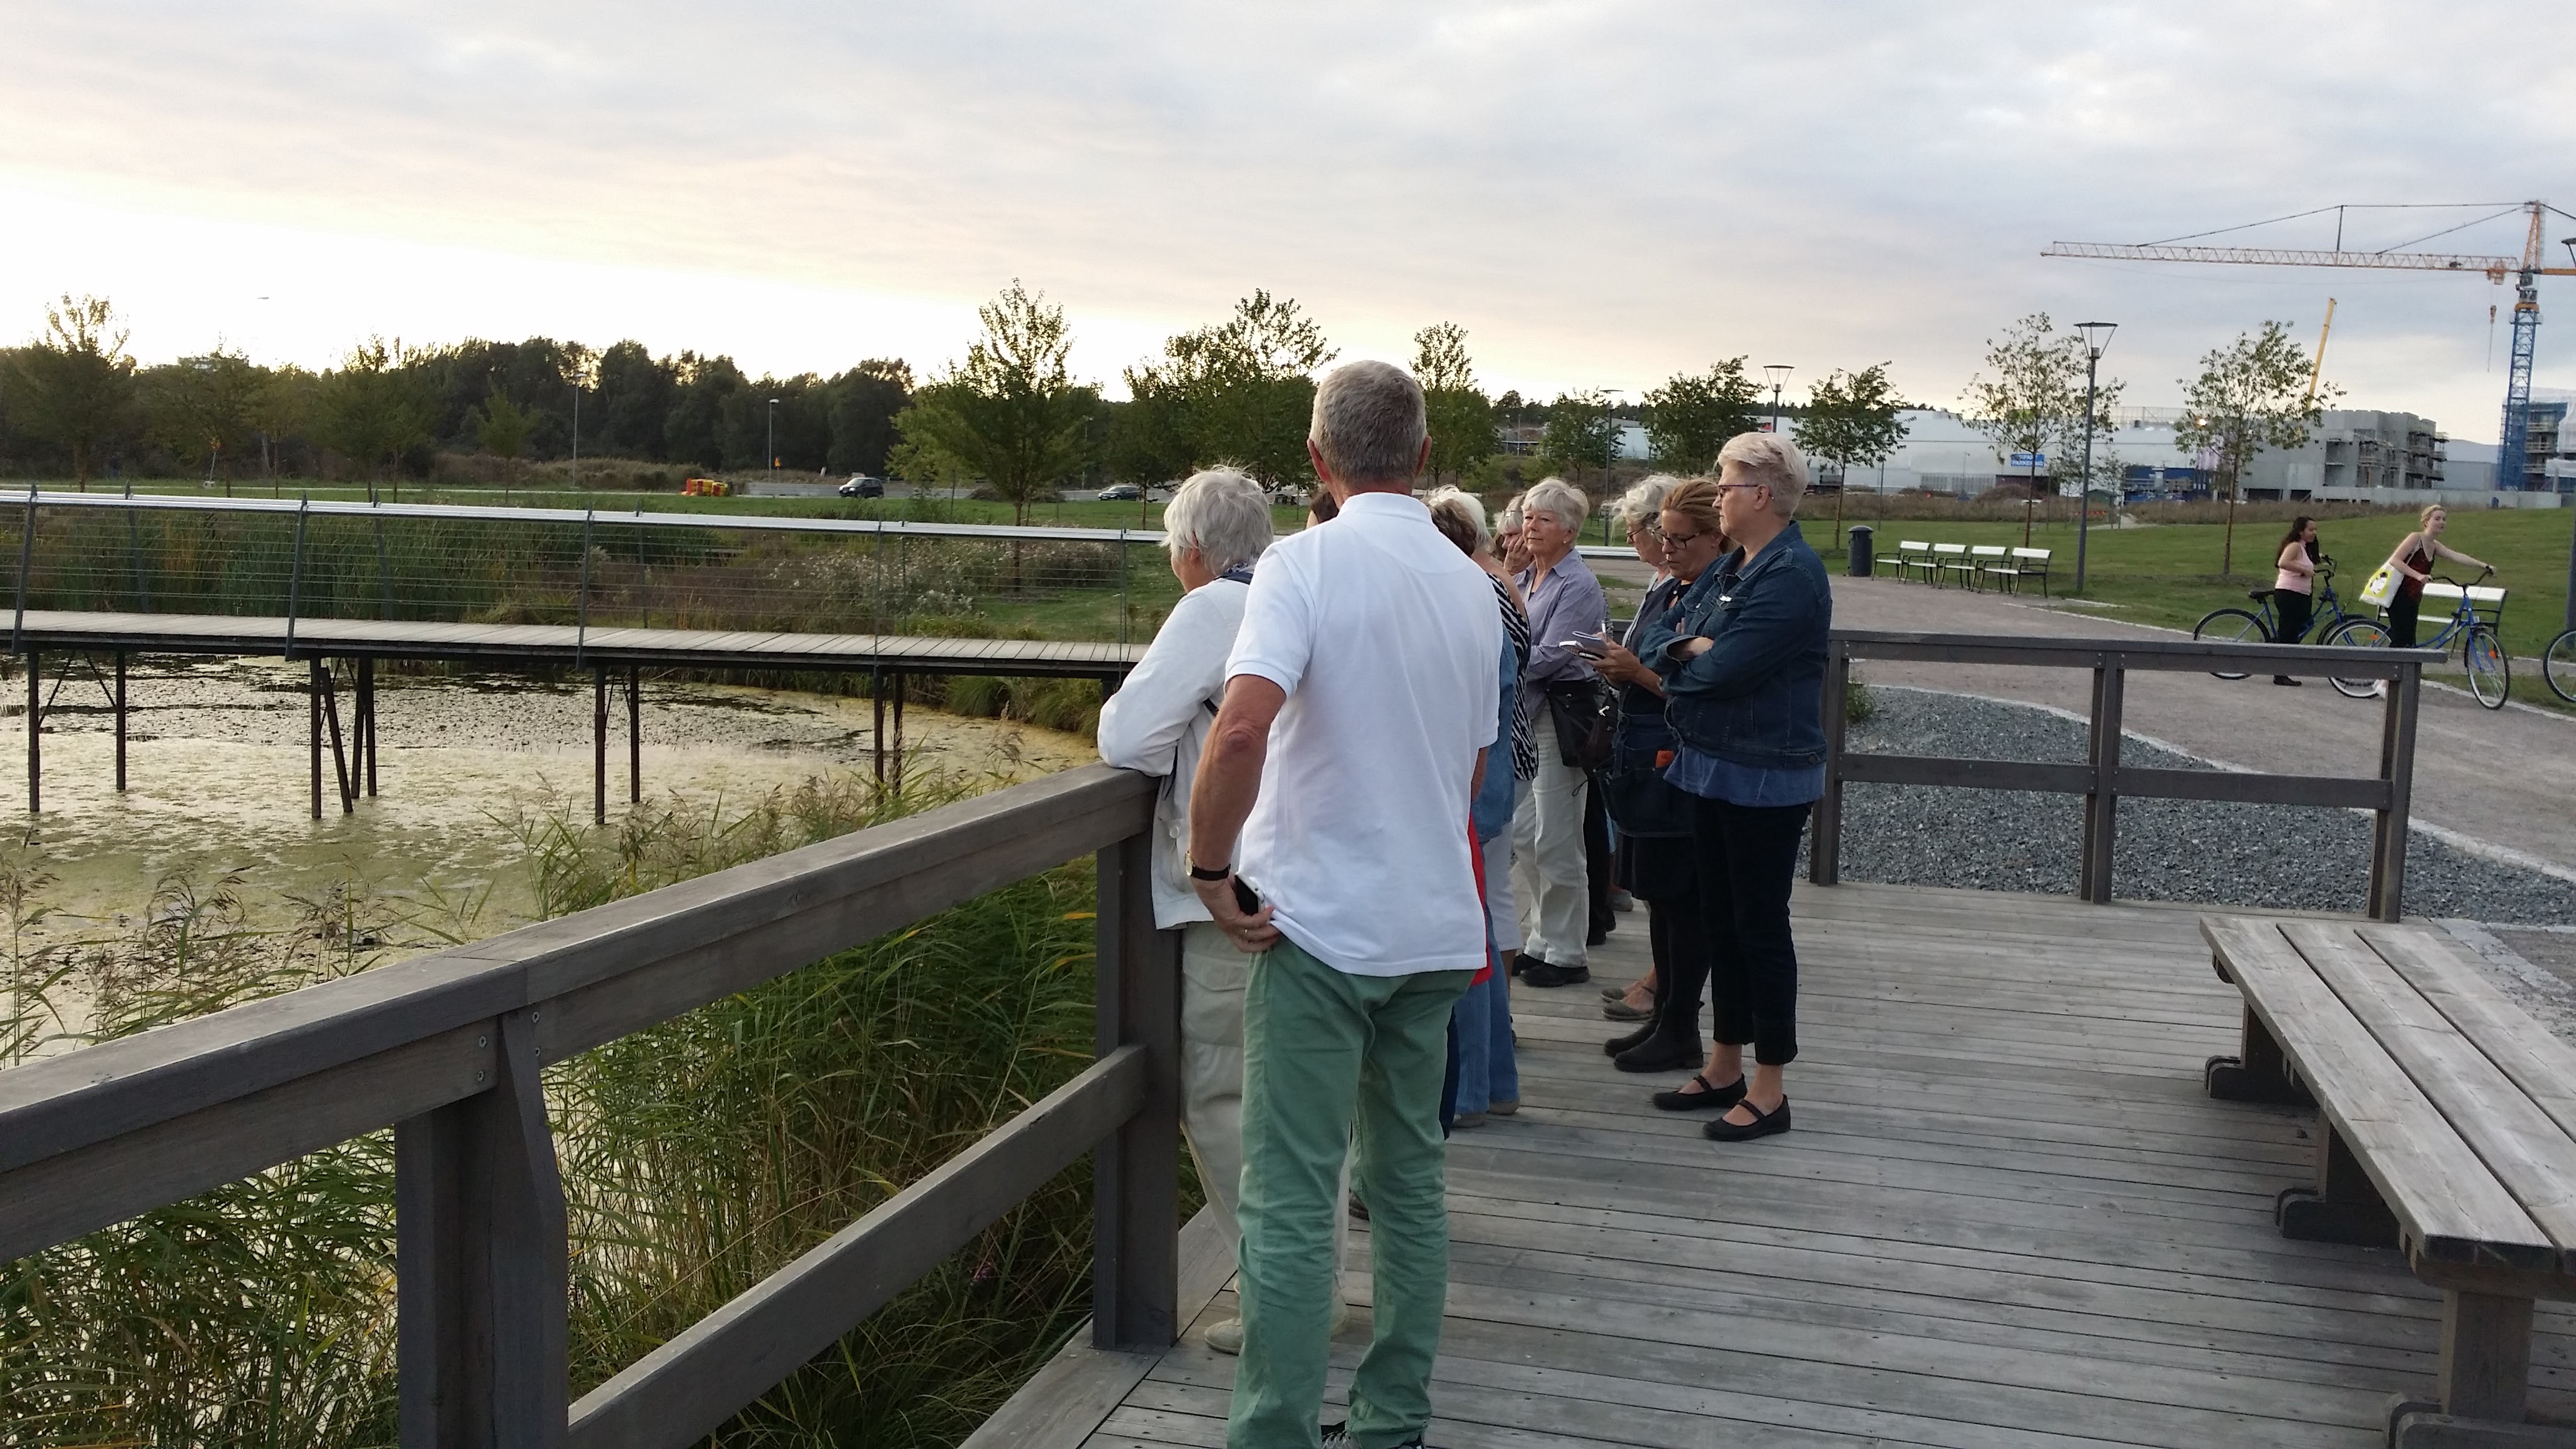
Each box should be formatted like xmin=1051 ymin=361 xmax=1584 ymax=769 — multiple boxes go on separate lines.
xmin=1096 ymin=483 xmax=1145 ymax=502
xmin=837 ymin=475 xmax=886 ymax=498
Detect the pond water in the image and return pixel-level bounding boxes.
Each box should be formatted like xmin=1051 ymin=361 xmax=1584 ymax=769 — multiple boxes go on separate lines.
xmin=6 ymin=656 xmax=1091 ymax=941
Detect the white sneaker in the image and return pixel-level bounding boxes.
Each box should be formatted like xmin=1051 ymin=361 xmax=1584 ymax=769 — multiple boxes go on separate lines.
xmin=1204 ymin=1304 xmax=1354 ymax=1356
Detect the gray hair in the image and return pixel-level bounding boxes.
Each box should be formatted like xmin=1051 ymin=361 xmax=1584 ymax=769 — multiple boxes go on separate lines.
xmin=1717 ymin=432 xmax=1808 ymax=516
xmin=1614 ymin=474 xmax=1684 ymax=533
xmin=1497 ymin=495 xmax=1524 ymax=534
xmin=1424 ymin=485 xmax=1490 ymax=555
xmin=1162 ymin=468 xmax=1273 ymax=574
xmin=1309 ymin=361 xmax=1425 ymax=485
xmin=1520 ymin=476 xmax=1589 ymax=532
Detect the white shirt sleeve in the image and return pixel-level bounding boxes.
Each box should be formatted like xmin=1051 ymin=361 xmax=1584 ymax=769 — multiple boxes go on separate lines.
xmin=1224 ymin=548 xmax=1314 ymax=695
xmin=1096 ymin=586 xmax=1226 ymax=776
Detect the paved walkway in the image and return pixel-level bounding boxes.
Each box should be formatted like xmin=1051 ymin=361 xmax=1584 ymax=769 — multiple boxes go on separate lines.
xmin=1825 ymin=575 xmax=2576 ymax=879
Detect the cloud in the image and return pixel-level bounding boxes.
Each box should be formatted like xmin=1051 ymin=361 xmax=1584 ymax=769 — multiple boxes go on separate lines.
xmin=2 ymin=1 xmax=2572 ymax=432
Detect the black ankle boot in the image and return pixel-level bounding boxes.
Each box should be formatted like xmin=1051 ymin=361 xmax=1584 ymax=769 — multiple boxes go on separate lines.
xmin=1615 ymin=1029 xmax=1705 ymax=1073
xmin=1603 ymin=1022 xmax=1656 ymax=1057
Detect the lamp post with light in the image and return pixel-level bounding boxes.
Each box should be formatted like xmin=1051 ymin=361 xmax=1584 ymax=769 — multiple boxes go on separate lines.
xmin=1762 ymin=364 xmax=1792 ymax=434
xmin=2072 ymin=321 xmax=2116 ymax=595
xmin=767 ymin=398 xmax=781 ymax=472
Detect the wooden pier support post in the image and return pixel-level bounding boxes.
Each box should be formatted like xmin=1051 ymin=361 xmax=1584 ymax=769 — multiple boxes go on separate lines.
xmin=309 ymin=657 xmax=323 ymax=821
xmin=113 ymin=651 xmax=126 ymax=793
xmin=24 ymin=650 xmax=37 ymax=814
xmin=592 ymin=668 xmax=608 ymax=825
xmin=627 ymin=666 xmax=640 ymax=804
xmin=891 ymin=671 xmax=905 ymax=794
xmin=357 ymin=656 xmax=378 ymax=798
xmin=318 ymin=663 xmax=354 ymax=814
xmin=871 ymin=667 xmax=886 ymax=786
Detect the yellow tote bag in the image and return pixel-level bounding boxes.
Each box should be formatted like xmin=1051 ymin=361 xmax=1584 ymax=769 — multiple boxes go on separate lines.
xmin=2359 ymin=564 xmax=2398 ymax=608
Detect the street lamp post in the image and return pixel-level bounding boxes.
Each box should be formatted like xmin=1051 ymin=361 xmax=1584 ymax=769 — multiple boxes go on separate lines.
xmin=1762 ymin=364 xmax=1792 ymax=434
xmin=2072 ymin=322 xmax=2117 ymax=594
xmin=767 ymin=399 xmax=781 ymax=472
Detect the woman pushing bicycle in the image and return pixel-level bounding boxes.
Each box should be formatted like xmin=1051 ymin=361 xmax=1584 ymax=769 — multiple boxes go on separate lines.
xmin=2269 ymin=516 xmax=2318 ymax=686
xmin=2377 ymin=504 xmax=2494 ymax=650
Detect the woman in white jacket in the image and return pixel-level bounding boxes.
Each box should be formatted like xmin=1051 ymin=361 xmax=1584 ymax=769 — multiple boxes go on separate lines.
xmin=1095 ymin=468 xmax=1300 ymax=1355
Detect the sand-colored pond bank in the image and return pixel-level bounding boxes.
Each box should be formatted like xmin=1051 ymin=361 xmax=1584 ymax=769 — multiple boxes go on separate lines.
xmin=5 ymin=656 xmax=1090 ymax=939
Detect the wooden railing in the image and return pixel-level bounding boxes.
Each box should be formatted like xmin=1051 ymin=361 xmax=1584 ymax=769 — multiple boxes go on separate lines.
xmin=1811 ymin=631 xmax=2439 ymax=921
xmin=0 ymin=763 xmax=1178 ymax=1449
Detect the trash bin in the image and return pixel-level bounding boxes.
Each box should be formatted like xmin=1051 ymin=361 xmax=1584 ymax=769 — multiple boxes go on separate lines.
xmin=1847 ymin=525 xmax=1874 ymax=578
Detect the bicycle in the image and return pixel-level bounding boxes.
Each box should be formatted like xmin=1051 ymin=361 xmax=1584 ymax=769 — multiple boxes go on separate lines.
xmin=2326 ymin=568 xmax=2511 ymax=710
xmin=2192 ymin=557 xmax=2376 ymax=695
xmin=2544 ymin=625 xmax=2576 ymax=704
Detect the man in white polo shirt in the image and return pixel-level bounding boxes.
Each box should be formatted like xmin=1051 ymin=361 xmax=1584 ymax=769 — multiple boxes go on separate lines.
xmin=1188 ymin=360 xmax=1500 ymax=1449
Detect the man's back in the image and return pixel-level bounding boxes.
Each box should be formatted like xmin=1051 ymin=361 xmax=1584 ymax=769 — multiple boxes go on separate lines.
xmin=1226 ymin=491 xmax=1501 ymax=977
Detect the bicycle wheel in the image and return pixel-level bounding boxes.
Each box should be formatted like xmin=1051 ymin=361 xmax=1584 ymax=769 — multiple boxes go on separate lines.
xmin=2545 ymin=628 xmax=2576 ymax=705
xmin=2193 ymin=608 xmax=2265 ymax=679
xmin=2466 ymin=625 xmax=2510 ymax=710
xmin=2325 ymin=618 xmax=2389 ymax=698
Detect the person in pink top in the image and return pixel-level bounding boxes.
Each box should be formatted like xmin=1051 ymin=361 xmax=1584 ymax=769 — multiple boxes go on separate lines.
xmin=2269 ymin=516 xmax=2318 ymax=686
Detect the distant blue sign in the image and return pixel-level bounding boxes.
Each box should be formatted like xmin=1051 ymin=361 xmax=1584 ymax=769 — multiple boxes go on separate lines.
xmin=2008 ymin=452 xmax=2047 ymax=468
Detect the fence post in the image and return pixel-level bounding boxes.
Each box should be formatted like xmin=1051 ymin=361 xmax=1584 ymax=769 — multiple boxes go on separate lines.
xmin=575 ymin=509 xmax=595 ymax=668
xmin=2369 ymin=658 xmax=2422 ymax=922
xmin=286 ymin=495 xmax=310 ymax=659
xmin=396 ymin=1007 xmax=569 ymax=1449
xmin=1117 ymin=530 xmax=1131 ymax=648
xmin=2080 ymin=653 xmax=2125 ymax=904
xmin=1091 ymin=827 xmax=1179 ymax=1350
xmin=1809 ymin=638 xmax=1850 ymax=886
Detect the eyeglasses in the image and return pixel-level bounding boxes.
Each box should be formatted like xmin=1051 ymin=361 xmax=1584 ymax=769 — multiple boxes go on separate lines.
xmin=1662 ymin=529 xmax=1709 ymax=545
xmin=1714 ymin=481 xmax=1769 ymax=495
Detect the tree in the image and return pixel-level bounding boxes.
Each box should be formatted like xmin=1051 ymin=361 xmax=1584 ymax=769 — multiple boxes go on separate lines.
xmin=469 ymin=385 xmax=536 ymax=497
xmin=7 ymin=295 xmax=137 ymax=488
xmin=664 ymin=352 xmax=746 ymax=471
xmin=1795 ymin=363 xmax=1911 ymax=540
xmin=1538 ymin=389 xmax=1619 ymax=493
xmin=315 ymin=337 xmax=437 ymax=497
xmin=1958 ymin=313 xmax=2123 ymax=500
xmin=1124 ymin=290 xmax=1335 ymax=490
xmin=593 ymin=340 xmax=678 ymax=461
xmin=1644 ymin=359 xmax=1761 ymax=472
xmin=894 ymin=280 xmax=1093 ymax=526
xmin=825 ymin=359 xmax=912 ymax=474
xmin=1413 ymin=322 xmax=1495 ymax=487
xmin=143 ymin=345 xmax=264 ymax=492
xmin=2175 ymin=320 xmax=2338 ymax=575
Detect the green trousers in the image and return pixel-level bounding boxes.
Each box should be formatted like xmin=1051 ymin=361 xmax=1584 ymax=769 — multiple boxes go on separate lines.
xmin=1229 ymin=936 xmax=1471 ymax=1449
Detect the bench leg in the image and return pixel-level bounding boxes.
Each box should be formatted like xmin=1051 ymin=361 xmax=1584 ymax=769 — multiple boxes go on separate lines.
xmin=2207 ymin=1003 xmax=2316 ymax=1106
xmin=2278 ymin=1125 xmax=2399 ymax=1247
xmin=2386 ymin=1291 xmax=2567 ymax=1447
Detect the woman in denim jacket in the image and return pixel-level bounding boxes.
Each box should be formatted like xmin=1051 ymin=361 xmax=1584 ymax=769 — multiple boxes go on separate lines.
xmin=1644 ymin=436 xmax=1831 ymax=1143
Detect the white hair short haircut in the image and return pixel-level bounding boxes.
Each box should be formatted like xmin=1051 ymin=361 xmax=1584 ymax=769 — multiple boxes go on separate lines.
xmin=1717 ymin=432 xmax=1809 ymax=516
xmin=1614 ymin=474 xmax=1684 ymax=533
xmin=1309 ymin=360 xmax=1427 ymax=485
xmin=1423 ymin=485 xmax=1491 ymax=554
xmin=1162 ymin=468 xmax=1274 ymax=574
xmin=1520 ymin=476 xmax=1589 ymax=532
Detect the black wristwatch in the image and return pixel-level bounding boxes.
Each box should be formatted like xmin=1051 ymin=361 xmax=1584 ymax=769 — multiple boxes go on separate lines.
xmin=1189 ymin=862 xmax=1232 ymax=882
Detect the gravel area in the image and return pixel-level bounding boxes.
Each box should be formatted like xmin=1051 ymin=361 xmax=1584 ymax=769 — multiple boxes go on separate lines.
xmin=1827 ymin=686 xmax=2576 ymax=927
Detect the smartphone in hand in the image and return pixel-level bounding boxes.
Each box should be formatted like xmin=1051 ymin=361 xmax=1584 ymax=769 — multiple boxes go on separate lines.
xmin=1232 ymin=876 xmax=1263 ymax=915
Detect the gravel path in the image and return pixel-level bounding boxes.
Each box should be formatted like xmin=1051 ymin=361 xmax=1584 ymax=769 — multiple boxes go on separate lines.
xmin=1826 ymin=686 xmax=2576 ymax=927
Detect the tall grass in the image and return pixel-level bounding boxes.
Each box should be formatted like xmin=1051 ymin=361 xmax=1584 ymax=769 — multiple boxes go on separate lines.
xmin=2 ymin=763 xmax=1121 ymax=1449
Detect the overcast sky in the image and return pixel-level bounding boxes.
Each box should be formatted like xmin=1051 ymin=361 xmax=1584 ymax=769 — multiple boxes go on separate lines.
xmin=4 ymin=2 xmax=2572 ymax=440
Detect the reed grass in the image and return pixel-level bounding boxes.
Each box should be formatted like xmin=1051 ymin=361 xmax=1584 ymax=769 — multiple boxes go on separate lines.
xmin=2 ymin=760 xmax=1130 ymax=1449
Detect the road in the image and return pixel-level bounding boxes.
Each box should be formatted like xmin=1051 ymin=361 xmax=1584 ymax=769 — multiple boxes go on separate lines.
xmin=1824 ymin=573 xmax=2576 ymax=879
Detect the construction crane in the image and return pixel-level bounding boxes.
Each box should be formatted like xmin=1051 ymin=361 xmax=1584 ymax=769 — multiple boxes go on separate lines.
xmin=2046 ymin=200 xmax=2576 ymax=626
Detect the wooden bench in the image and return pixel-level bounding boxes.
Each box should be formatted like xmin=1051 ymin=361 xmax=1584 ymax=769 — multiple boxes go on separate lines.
xmin=1982 ymin=546 xmax=2054 ymax=596
xmin=2203 ymin=915 xmax=2576 ymax=1447
xmin=1964 ymin=544 xmax=2008 ymax=590
xmin=1895 ymin=540 xmax=1936 ymax=583
xmin=1929 ymin=541 xmax=1973 ymax=587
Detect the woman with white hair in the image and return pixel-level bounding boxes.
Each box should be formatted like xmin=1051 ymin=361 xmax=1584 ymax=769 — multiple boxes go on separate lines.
xmin=1097 ymin=466 xmax=1324 ymax=1350
xmin=1595 ymin=475 xmax=1686 ymax=1027
xmin=1509 ymin=476 xmax=1609 ymax=988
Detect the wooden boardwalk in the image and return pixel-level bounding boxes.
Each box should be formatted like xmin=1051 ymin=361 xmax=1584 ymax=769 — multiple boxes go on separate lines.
xmin=980 ymin=881 xmax=2576 ymax=1448
xmin=6 ymin=609 xmax=1144 ymax=678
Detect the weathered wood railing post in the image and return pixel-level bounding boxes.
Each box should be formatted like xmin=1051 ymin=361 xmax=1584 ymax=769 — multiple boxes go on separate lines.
xmin=2368 ymin=658 xmax=2422 ymax=922
xmin=1809 ymin=637 xmax=1850 ymax=886
xmin=2079 ymin=652 xmax=2125 ymax=904
xmin=397 ymin=1006 xmax=570 ymax=1449
xmin=1091 ymin=829 xmax=1179 ymax=1350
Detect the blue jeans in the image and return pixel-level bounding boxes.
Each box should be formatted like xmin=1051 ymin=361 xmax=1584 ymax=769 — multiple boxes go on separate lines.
xmin=1448 ymin=972 xmax=1519 ymax=1114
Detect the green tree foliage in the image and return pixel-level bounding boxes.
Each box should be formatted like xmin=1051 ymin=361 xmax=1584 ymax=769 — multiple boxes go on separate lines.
xmin=6 ymin=295 xmax=138 ymax=487
xmin=470 ymin=386 xmax=536 ymax=461
xmin=1539 ymin=389 xmax=1619 ymax=489
xmin=895 ymin=281 xmax=1093 ymax=525
xmin=593 ymin=340 xmax=677 ymax=461
xmin=142 ymin=346 xmax=264 ymax=487
xmin=1124 ymin=291 xmax=1336 ymax=490
xmin=1793 ymin=363 xmax=1910 ymax=481
xmin=826 ymin=359 xmax=912 ymax=475
xmin=1413 ymin=322 xmax=1494 ymax=487
xmin=315 ymin=338 xmax=437 ymax=490
xmin=1644 ymin=359 xmax=1761 ymax=473
xmin=2175 ymin=321 xmax=2335 ymax=502
xmin=1959 ymin=313 xmax=2124 ymax=495
xmin=664 ymin=353 xmax=746 ymax=471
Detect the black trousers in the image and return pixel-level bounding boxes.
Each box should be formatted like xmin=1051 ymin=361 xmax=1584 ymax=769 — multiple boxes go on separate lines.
xmin=2388 ymin=592 xmax=2421 ymax=649
xmin=1629 ymin=836 xmax=1709 ymax=1045
xmin=2275 ymin=588 xmax=2313 ymax=645
xmin=1584 ymin=771 xmax=1616 ymax=936
xmin=1689 ymin=794 xmax=1810 ymax=1066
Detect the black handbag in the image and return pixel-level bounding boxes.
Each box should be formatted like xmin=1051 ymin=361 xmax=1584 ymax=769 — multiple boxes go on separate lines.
xmin=1601 ymin=719 xmax=1694 ymax=838
xmin=1543 ymin=678 xmax=1614 ymax=770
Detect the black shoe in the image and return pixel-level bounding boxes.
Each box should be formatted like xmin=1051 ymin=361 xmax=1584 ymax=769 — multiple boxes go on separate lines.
xmin=1704 ymin=1097 xmax=1792 ymax=1141
xmin=1615 ymin=1032 xmax=1704 ymax=1073
xmin=1509 ymin=951 xmax=1539 ymax=978
xmin=2273 ymin=675 xmax=2303 ymax=686
xmin=1586 ymin=925 xmax=1610 ymax=947
xmin=1322 ymin=1423 xmax=1421 ymax=1449
xmin=1603 ymin=1022 xmax=1656 ymax=1057
xmin=1603 ymin=998 xmax=1652 ymax=1022
xmin=1521 ymin=960 xmax=1591 ymax=988
xmin=1652 ymin=1073 xmax=1747 ymax=1111
xmin=1347 ymin=1193 xmax=1368 ymax=1222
